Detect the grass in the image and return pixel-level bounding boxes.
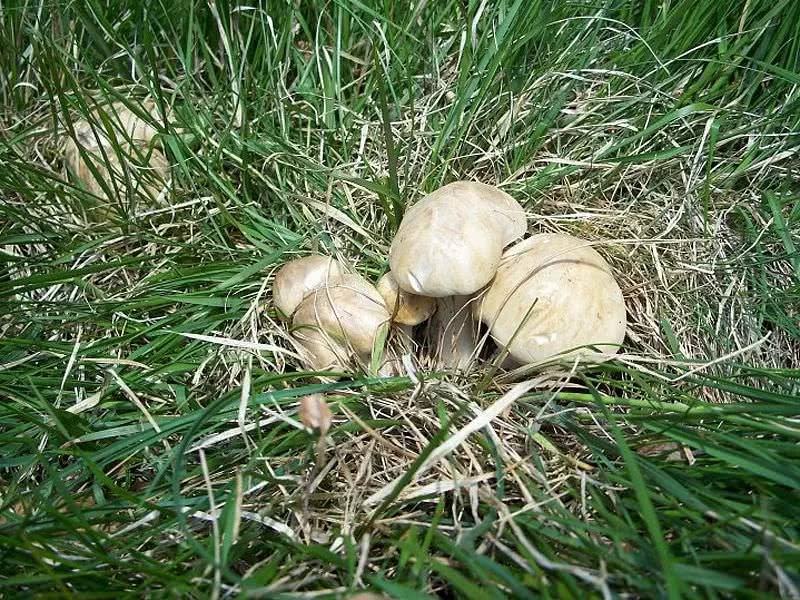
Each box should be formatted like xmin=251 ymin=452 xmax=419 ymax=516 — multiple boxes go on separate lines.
xmin=1 ymin=0 xmax=799 ymax=597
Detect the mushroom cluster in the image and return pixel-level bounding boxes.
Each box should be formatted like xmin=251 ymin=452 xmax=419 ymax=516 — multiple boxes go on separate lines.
xmin=272 ymin=181 xmax=627 ymax=374
xmin=272 ymin=255 xmax=394 ymax=372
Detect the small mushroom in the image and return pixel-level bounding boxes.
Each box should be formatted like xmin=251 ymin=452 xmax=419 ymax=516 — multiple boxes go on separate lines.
xmin=292 ymin=273 xmax=391 ymax=371
xmin=388 ymin=181 xmax=526 ymax=368
xmin=474 ymin=233 xmax=627 ymax=364
xmin=65 ymin=140 xmax=169 ymax=207
xmin=376 ymin=271 xmax=436 ymax=326
xmin=272 ymin=254 xmax=347 ymax=319
xmin=64 ymin=100 xmax=170 ymax=213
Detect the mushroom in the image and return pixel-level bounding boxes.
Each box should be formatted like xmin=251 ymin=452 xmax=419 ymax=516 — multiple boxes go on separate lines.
xmin=388 ymin=181 xmax=526 ymax=368
xmin=291 ymin=327 xmax=346 ymax=371
xmin=102 ymin=100 xmax=165 ymax=143
xmin=474 ymin=233 xmax=627 ymax=364
xmin=376 ymin=271 xmax=436 ymax=326
xmin=390 ymin=181 xmax=526 ymax=296
xmin=292 ymin=273 xmax=391 ymax=371
xmin=272 ymin=254 xmax=347 ymax=319
xmin=64 ymin=100 xmax=170 ymax=215
xmin=273 ymin=256 xmax=396 ymax=373
xmin=376 ymin=271 xmax=436 ymax=359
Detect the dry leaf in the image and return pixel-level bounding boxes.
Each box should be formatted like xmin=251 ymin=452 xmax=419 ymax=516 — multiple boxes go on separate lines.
xmin=636 ymin=441 xmax=683 ymax=462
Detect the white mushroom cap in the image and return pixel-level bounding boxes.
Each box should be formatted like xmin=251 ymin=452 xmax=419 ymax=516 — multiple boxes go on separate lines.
xmin=272 ymin=254 xmax=347 ymax=318
xmin=65 ymin=142 xmax=169 ymax=200
xmin=64 ymin=100 xmax=170 ymax=207
xmin=475 ymin=233 xmax=627 ymax=364
xmin=376 ymin=271 xmax=436 ymax=326
xmin=102 ymin=100 xmax=165 ymax=144
xmin=292 ymin=327 xmax=347 ymax=372
xmin=292 ymin=273 xmax=391 ymax=369
xmin=389 ymin=181 xmax=526 ymax=297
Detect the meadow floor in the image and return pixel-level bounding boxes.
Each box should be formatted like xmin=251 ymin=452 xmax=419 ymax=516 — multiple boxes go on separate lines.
xmin=1 ymin=1 xmax=799 ymax=598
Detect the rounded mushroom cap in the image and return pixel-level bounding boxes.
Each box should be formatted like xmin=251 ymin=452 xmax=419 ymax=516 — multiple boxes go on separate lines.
xmin=104 ymin=100 xmax=164 ymax=144
xmin=292 ymin=273 xmax=391 ymax=359
xmin=389 ymin=181 xmax=526 ymax=297
xmin=64 ymin=137 xmax=170 ymax=205
xmin=474 ymin=233 xmax=627 ymax=364
xmin=456 ymin=181 xmax=527 ymax=243
xmin=376 ymin=272 xmax=436 ymax=325
xmin=272 ymin=255 xmax=347 ymax=318
xmin=67 ymin=100 xmax=163 ymax=151
xmin=292 ymin=327 xmax=348 ymax=372
xmin=64 ymin=101 xmax=170 ymax=210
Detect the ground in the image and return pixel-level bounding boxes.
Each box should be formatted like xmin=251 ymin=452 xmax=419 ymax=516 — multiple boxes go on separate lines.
xmin=1 ymin=1 xmax=799 ymax=598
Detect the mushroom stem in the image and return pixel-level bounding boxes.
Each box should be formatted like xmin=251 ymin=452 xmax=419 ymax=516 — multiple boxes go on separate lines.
xmin=429 ymin=295 xmax=478 ymax=370
xmin=395 ymin=323 xmax=415 ymax=346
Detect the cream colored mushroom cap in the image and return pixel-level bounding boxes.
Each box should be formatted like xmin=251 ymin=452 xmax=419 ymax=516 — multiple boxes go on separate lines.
xmin=103 ymin=100 xmax=164 ymax=144
xmin=453 ymin=181 xmax=527 ymax=243
xmin=376 ymin=272 xmax=436 ymax=325
xmin=272 ymin=255 xmax=347 ymax=318
xmin=67 ymin=100 xmax=163 ymax=151
xmin=389 ymin=181 xmax=527 ymax=297
xmin=292 ymin=273 xmax=391 ymax=358
xmin=64 ymin=101 xmax=170 ymax=209
xmin=64 ymin=139 xmax=169 ymax=204
xmin=292 ymin=327 xmax=348 ymax=372
xmin=475 ymin=233 xmax=627 ymax=364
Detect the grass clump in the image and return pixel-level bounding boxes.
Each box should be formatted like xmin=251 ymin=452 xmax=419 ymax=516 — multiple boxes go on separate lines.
xmin=1 ymin=0 xmax=799 ymax=598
